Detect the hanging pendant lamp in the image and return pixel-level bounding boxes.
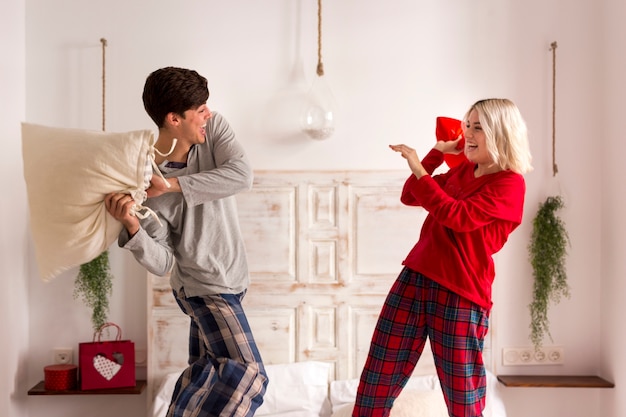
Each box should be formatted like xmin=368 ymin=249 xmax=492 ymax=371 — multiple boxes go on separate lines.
xmin=300 ymin=0 xmax=337 ymax=140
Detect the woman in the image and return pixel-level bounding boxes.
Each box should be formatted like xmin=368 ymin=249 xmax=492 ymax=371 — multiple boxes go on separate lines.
xmin=352 ymin=99 xmax=532 ymax=417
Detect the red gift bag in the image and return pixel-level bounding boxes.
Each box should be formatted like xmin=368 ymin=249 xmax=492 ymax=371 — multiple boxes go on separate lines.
xmin=79 ymin=322 xmax=135 ymax=390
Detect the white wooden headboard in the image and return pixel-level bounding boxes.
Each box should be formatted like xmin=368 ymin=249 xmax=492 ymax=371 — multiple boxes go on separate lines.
xmin=147 ymin=170 xmax=493 ymax=402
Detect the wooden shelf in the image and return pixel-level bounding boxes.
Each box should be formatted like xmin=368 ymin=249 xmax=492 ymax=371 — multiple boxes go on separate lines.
xmin=497 ymin=375 xmax=614 ymax=388
xmin=28 ymin=380 xmax=147 ymax=395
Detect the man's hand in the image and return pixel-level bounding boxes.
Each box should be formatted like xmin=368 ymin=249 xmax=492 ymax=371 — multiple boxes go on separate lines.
xmin=146 ymin=176 xmax=180 ymax=198
xmin=104 ymin=192 xmax=140 ymax=235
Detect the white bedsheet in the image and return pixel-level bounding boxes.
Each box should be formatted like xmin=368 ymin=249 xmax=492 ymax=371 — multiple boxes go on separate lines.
xmin=151 ymin=362 xmax=506 ymax=417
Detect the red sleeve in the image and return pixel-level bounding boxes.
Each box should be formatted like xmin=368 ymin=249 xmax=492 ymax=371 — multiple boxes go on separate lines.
xmin=399 ymin=149 xmax=448 ymax=206
xmin=421 ymin=148 xmax=445 ymax=174
xmin=401 ymin=168 xmax=525 ymax=232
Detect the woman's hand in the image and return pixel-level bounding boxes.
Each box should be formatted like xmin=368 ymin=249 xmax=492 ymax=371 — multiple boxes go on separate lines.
xmin=389 ymin=144 xmax=428 ymax=178
xmin=433 ymin=136 xmax=463 ymax=155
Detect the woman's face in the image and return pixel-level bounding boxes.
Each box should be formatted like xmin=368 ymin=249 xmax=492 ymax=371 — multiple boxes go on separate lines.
xmin=463 ymin=109 xmax=493 ymax=165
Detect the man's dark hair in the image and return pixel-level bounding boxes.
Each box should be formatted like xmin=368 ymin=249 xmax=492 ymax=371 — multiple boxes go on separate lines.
xmin=142 ymin=67 xmax=210 ymax=128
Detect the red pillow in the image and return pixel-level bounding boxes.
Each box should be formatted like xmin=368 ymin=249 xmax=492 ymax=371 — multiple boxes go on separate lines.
xmin=436 ymin=116 xmax=468 ymax=168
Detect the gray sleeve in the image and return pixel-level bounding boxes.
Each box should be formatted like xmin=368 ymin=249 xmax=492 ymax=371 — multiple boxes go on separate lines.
xmin=118 ymin=214 xmax=174 ymax=277
xmin=178 ymin=112 xmax=253 ymax=207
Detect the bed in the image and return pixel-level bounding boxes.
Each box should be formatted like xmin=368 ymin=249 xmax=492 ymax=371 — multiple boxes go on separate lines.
xmin=147 ymin=170 xmax=507 ymax=417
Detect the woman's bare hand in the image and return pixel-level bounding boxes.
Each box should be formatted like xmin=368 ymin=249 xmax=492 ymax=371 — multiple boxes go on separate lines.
xmin=389 ymin=144 xmax=428 ymax=178
xmin=433 ymin=136 xmax=463 ymax=154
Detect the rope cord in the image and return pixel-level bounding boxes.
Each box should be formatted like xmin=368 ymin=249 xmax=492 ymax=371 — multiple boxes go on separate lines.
xmin=97 ymin=37 xmax=165 ymax=223
xmin=550 ymin=41 xmax=558 ymax=177
xmin=316 ymin=0 xmax=324 ymax=76
xmin=100 ymin=38 xmax=107 ymax=132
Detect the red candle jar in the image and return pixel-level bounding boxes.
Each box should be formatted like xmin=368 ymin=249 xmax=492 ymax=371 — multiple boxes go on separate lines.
xmin=44 ymin=364 xmax=78 ymax=390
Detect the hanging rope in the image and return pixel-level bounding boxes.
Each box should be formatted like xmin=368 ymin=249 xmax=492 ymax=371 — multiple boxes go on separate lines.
xmin=550 ymin=41 xmax=558 ymax=177
xmin=77 ymin=37 xmax=111 ymax=331
xmin=100 ymin=38 xmax=107 ymax=132
xmin=316 ymin=0 xmax=324 ymax=76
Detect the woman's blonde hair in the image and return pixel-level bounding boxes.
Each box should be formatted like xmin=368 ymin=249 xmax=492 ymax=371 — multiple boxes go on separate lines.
xmin=463 ymin=98 xmax=533 ymax=174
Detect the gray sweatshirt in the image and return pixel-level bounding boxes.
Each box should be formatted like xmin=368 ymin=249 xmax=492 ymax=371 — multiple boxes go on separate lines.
xmin=119 ymin=112 xmax=253 ymax=296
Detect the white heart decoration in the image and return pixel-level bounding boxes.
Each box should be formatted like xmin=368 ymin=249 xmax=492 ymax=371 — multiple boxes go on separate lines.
xmin=93 ymin=355 xmax=122 ymax=381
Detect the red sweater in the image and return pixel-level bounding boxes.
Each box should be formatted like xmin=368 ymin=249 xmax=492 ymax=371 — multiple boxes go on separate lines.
xmin=400 ymin=149 xmax=525 ymax=311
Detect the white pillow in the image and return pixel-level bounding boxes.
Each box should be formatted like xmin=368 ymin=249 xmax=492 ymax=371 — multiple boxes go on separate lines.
xmin=329 ymin=371 xmax=507 ymax=417
xmin=21 ymin=123 xmax=155 ymax=281
xmin=329 ymin=374 xmax=438 ymax=413
xmin=485 ymin=370 xmax=508 ymax=417
xmin=151 ymin=371 xmax=180 ymax=417
xmin=331 ymin=390 xmax=448 ymax=417
xmin=256 ymin=361 xmax=332 ymax=417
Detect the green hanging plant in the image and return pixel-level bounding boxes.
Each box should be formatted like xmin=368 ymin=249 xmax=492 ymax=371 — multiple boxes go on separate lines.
xmin=74 ymin=250 xmax=113 ymax=331
xmin=528 ymin=195 xmax=570 ymax=349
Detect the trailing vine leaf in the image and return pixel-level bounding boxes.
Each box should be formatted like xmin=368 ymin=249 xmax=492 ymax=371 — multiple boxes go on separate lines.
xmin=528 ymin=195 xmax=570 ymax=349
xmin=74 ymin=250 xmax=113 ymax=331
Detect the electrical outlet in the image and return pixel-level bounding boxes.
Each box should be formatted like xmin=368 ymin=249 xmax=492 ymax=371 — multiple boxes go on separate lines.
xmin=53 ymin=348 xmax=73 ymax=365
xmin=135 ymin=348 xmax=147 ymax=366
xmin=502 ymin=346 xmax=564 ymax=366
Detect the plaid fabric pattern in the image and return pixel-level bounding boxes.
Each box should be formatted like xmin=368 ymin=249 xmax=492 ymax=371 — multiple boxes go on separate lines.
xmin=352 ymin=268 xmax=489 ymax=417
xmin=167 ymin=289 xmax=268 ymax=417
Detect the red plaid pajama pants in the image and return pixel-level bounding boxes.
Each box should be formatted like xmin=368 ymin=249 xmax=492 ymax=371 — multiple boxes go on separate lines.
xmin=352 ymin=267 xmax=489 ymax=417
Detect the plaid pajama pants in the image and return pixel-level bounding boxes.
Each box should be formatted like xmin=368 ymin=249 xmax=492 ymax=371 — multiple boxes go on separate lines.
xmin=167 ymin=288 xmax=268 ymax=417
xmin=352 ymin=267 xmax=489 ymax=417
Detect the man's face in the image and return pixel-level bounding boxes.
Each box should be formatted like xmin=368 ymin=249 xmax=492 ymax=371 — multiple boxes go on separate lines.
xmin=180 ymin=104 xmax=212 ymax=144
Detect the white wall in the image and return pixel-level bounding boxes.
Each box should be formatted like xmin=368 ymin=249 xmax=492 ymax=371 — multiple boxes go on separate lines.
xmin=3 ymin=0 xmax=621 ymax=416
xmin=600 ymin=0 xmax=626 ymax=415
xmin=1 ymin=1 xmax=29 ymax=417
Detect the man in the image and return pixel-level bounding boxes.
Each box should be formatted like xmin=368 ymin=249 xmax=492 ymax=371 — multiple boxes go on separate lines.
xmin=105 ymin=66 xmax=267 ymax=417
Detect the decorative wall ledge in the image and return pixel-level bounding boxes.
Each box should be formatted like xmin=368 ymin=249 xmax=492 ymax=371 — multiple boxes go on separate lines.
xmin=28 ymin=380 xmax=146 ymax=395
xmin=497 ymin=375 xmax=614 ymax=388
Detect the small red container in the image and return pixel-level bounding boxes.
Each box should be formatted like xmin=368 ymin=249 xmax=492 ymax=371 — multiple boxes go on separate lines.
xmin=44 ymin=364 xmax=78 ymax=390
